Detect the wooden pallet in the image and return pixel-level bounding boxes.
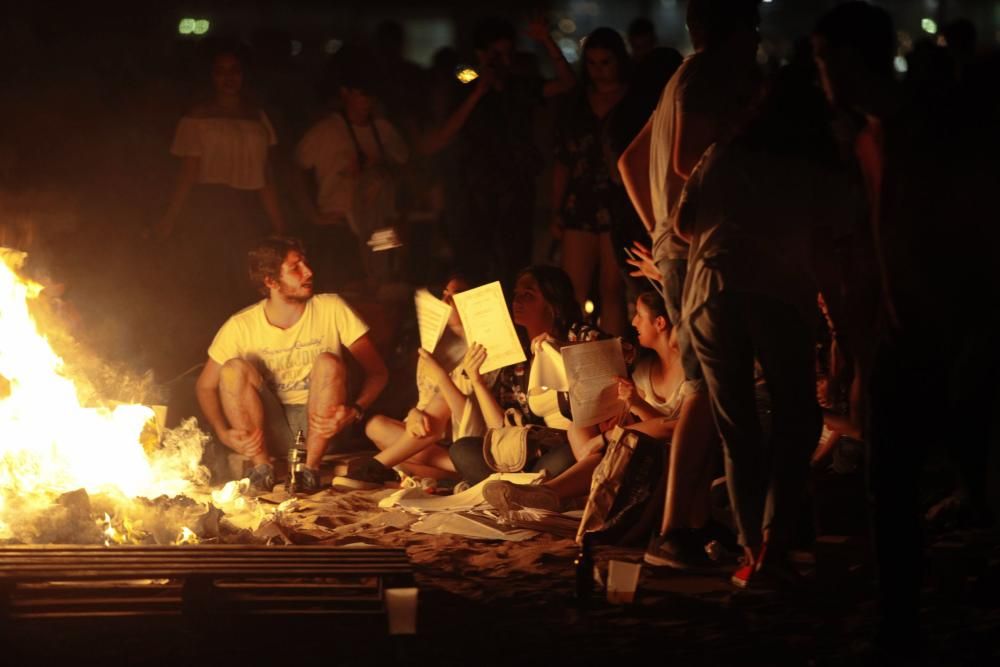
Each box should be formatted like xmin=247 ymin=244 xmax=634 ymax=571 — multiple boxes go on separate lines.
xmin=0 ymin=544 xmax=414 ymax=620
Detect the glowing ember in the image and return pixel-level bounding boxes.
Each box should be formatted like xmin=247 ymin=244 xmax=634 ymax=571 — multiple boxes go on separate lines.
xmin=0 ymin=247 xmax=269 ymax=543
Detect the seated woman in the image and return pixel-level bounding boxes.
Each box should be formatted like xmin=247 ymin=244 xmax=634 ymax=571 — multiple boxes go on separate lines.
xmin=332 ymin=275 xmax=480 ymax=489
xmin=448 ymin=265 xmax=601 ymax=486
xmin=482 ymin=290 xmax=691 ymax=512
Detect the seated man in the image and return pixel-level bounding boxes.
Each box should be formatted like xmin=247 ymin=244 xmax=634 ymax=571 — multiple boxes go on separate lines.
xmin=195 ymin=236 xmax=388 ymax=494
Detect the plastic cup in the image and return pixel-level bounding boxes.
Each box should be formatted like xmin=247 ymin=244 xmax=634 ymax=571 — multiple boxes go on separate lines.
xmin=385 ymin=587 xmax=418 ymax=635
xmin=606 ymin=560 xmax=641 ymax=604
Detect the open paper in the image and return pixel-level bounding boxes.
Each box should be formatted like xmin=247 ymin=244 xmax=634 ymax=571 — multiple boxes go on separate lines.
xmin=561 ymin=338 xmax=627 ymax=427
xmin=414 ymin=288 xmax=452 ymax=353
xmin=453 ymin=281 xmax=526 ymax=374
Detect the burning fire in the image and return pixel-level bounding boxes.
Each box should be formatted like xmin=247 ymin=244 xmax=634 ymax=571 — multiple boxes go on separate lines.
xmin=0 ymin=248 xmax=268 ymax=543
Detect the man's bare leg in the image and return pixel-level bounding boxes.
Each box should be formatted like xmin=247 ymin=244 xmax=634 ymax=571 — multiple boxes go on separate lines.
xmin=219 ymin=359 xmax=269 ymax=467
xmin=305 ymin=352 xmax=348 ymax=469
xmin=660 ymin=389 xmax=718 ymax=535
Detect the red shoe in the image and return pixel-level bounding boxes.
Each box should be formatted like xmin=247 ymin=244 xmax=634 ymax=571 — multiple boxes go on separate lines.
xmin=730 ymin=543 xmax=767 ymax=589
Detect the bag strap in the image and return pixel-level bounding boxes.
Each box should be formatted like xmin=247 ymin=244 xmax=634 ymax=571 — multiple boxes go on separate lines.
xmin=340 ymin=113 xmax=386 ymax=169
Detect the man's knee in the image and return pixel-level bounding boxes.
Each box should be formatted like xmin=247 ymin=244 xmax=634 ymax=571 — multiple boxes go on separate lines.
xmin=219 ymin=358 xmax=259 ymax=389
xmin=311 ymin=352 xmax=346 ymax=380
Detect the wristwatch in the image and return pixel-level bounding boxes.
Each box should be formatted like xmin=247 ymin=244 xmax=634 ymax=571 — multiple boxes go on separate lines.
xmin=350 ymin=403 xmax=365 ymax=422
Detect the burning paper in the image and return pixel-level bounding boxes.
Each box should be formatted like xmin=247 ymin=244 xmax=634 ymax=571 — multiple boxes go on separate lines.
xmin=0 ymin=247 xmax=271 ymax=543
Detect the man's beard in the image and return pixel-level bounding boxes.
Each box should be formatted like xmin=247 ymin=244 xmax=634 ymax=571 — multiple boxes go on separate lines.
xmin=277 ymin=280 xmax=312 ymax=304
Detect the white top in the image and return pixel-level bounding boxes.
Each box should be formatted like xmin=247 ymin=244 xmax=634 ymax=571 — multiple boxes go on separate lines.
xmin=649 ymin=52 xmax=759 ymax=263
xmin=631 ymin=356 xmax=690 ymax=420
xmin=295 ymin=114 xmax=408 ymax=232
xmin=207 ymin=294 xmax=369 ymax=405
xmin=171 ymin=111 xmax=277 ymax=190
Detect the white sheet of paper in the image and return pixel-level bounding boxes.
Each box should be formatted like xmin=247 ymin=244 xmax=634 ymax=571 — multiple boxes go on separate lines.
xmin=561 ymin=338 xmax=628 ymax=427
xmin=453 ymin=281 xmax=526 ymax=374
xmin=414 ymin=288 xmax=453 ymax=353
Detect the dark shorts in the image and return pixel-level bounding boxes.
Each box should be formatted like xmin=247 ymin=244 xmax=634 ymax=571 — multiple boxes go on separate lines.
xmin=258 ymin=383 xmax=309 ymax=455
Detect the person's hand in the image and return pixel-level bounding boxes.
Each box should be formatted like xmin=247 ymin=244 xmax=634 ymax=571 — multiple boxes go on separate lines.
xmin=219 ymin=428 xmax=265 ymax=458
xmin=473 ymin=66 xmax=496 ymax=97
xmin=309 ymin=405 xmax=356 ymax=440
xmin=405 ymin=408 xmax=432 ymax=438
xmin=462 ymin=342 xmax=488 ymax=382
xmin=417 ymin=348 xmax=450 ymax=386
xmin=616 ymin=376 xmax=639 ymax=405
xmin=530 ymin=332 xmax=558 ymax=356
xmin=626 ymin=240 xmax=662 ymax=283
xmin=523 ymin=12 xmax=552 ymax=44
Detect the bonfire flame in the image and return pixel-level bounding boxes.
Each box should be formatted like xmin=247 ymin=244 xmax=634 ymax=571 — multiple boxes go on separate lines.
xmin=0 ymin=248 xmax=262 ymax=543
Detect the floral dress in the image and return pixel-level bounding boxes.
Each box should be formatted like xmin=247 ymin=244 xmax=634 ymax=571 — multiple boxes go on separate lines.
xmin=553 ymin=93 xmax=626 ymax=234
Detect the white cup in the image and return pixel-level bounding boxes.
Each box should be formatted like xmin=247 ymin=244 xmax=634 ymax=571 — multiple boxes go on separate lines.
xmin=385 ymin=587 xmax=419 ymax=635
xmin=606 ymin=560 xmax=641 ymax=604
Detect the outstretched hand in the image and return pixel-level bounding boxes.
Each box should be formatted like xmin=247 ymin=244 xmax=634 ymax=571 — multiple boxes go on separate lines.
xmin=626 ymin=240 xmax=662 ymax=283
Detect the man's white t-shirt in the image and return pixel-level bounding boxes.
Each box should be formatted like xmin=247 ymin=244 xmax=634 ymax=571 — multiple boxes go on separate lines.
xmin=207 ymin=294 xmax=369 ymax=405
xmin=295 ymin=114 xmax=408 ymax=231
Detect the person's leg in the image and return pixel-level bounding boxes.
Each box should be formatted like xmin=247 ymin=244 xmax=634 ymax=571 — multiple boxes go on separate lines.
xmin=688 ymin=292 xmax=767 ymax=555
xmin=748 ymin=295 xmax=822 ymax=561
xmin=660 ymin=391 xmax=718 ymax=533
xmin=545 ymin=452 xmax=602 ymax=499
xmin=365 ymin=415 xmax=406 ymax=452
xmin=654 ymin=258 xmax=719 ymax=538
xmin=597 ymin=232 xmax=627 ymax=337
xmin=305 ymin=352 xmax=348 ymax=469
xmin=373 ymin=397 xmax=450 ymax=467
xmin=449 ymin=436 xmax=493 ymax=485
xmin=560 ymin=229 xmax=599 ymax=311
xmin=396 ymin=444 xmax=459 ymax=480
xmin=218 ymin=358 xmax=270 ymax=467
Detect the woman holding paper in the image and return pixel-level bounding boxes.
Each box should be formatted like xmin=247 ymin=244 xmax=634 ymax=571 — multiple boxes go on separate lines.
xmin=334 ymin=275 xmax=478 ymax=489
xmin=449 ymin=266 xmax=602 ymax=486
xmin=483 ymin=291 xmax=701 ymax=516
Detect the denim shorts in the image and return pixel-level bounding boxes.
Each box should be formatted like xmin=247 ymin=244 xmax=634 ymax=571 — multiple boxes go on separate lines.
xmin=656 ymin=256 xmax=704 ymax=388
xmin=258 ymin=383 xmax=309 ymax=455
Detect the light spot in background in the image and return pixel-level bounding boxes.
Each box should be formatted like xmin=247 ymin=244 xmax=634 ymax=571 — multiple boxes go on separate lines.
xmin=921 ymin=18 xmax=938 ymax=34
xmin=324 ymin=39 xmax=342 ymax=55
xmin=193 ymin=19 xmax=210 ymax=36
xmin=290 ymin=39 xmax=303 ymax=57
xmin=894 ymin=55 xmax=909 ymax=73
xmin=455 ymin=67 xmax=479 ymax=84
xmin=178 ymin=18 xmax=195 ymax=35
xmin=584 ymin=300 xmax=595 ymax=315
xmin=558 ymin=37 xmax=579 ymax=63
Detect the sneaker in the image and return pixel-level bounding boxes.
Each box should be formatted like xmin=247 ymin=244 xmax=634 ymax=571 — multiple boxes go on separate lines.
xmin=731 ymin=543 xmax=767 ymax=589
xmin=482 ymin=480 xmax=561 ymax=513
xmin=643 ymin=530 xmax=718 ymax=573
xmin=292 ymin=467 xmax=323 ymax=494
xmin=247 ymin=463 xmax=275 ymax=496
xmin=331 ymin=458 xmax=400 ymax=490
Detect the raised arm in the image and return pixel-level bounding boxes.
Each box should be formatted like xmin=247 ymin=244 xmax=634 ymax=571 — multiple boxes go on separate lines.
xmin=525 ymin=15 xmax=576 ymax=98
xmin=418 ymin=73 xmax=492 ymax=156
xmin=463 ymin=343 xmax=506 ymax=429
